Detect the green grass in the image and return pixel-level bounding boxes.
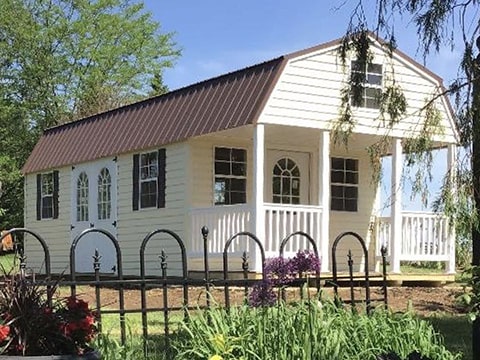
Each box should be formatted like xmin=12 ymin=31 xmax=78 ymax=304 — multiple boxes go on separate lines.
xmin=100 ymin=311 xmax=185 ymax=337
xmin=427 ymin=315 xmax=472 ymax=360
xmin=400 ymin=262 xmax=445 ymax=274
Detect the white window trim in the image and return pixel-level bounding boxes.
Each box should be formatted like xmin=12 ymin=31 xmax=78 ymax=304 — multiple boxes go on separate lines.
xmin=272 ymin=157 xmax=301 ymax=204
xmin=41 ymin=172 xmax=54 ymax=220
xmin=139 ymin=150 xmax=158 ymax=209
xmin=330 ymin=157 xmax=359 ymax=212
xmin=350 ymin=60 xmax=383 ymax=110
xmin=212 ymin=146 xmax=248 ymax=206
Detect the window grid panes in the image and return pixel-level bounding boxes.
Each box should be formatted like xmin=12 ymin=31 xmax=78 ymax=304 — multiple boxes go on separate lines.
xmin=350 ymin=60 xmax=383 ymax=109
xmin=76 ymin=172 xmax=89 ymax=221
xmin=214 ymin=147 xmax=247 ymax=205
xmin=97 ymin=168 xmax=111 ymax=220
xmin=140 ymin=151 xmax=158 ymax=208
xmin=41 ymin=172 xmax=54 ymax=219
xmin=272 ymin=158 xmax=300 ymax=204
xmin=330 ymin=157 xmax=359 ymax=212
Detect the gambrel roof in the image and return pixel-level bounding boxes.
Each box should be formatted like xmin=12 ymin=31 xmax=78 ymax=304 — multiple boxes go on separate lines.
xmin=23 ymin=34 xmax=455 ymax=174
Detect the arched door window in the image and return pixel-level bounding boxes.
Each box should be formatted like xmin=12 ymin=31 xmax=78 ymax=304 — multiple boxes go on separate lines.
xmin=272 ymin=158 xmax=300 ymax=204
xmin=76 ymin=172 xmax=89 ymax=221
xmin=98 ymin=168 xmax=112 ymax=220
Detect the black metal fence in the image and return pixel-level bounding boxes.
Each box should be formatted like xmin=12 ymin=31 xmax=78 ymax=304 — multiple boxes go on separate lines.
xmin=0 ymin=227 xmax=388 ymax=357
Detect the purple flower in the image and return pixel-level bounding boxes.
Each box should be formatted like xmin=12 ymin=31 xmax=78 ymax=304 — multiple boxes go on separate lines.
xmin=264 ymin=257 xmax=294 ymax=285
xmin=248 ymin=280 xmax=277 ymax=307
xmin=289 ymin=250 xmax=321 ymax=275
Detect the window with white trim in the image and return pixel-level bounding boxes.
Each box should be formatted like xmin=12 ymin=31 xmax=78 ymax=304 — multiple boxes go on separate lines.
xmin=272 ymin=158 xmax=300 ymax=204
xmin=214 ymin=147 xmax=247 ymax=205
xmin=140 ymin=151 xmax=158 ymax=208
xmin=350 ymin=60 xmax=382 ymax=109
xmin=331 ymin=157 xmax=358 ymax=212
xmin=97 ymin=168 xmax=111 ymax=220
xmin=41 ymin=172 xmax=54 ymax=219
xmin=76 ymin=172 xmax=89 ymax=221
xmin=132 ymin=149 xmax=165 ymax=210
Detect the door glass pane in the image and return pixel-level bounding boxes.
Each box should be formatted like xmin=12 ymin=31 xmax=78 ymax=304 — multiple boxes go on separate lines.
xmin=272 ymin=157 xmax=301 ymax=204
xmin=97 ymin=168 xmax=111 ymax=220
xmin=76 ymin=172 xmax=89 ymax=222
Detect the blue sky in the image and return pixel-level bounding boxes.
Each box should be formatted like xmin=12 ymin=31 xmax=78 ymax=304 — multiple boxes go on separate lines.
xmin=146 ymin=1 xmax=461 ymax=90
xmin=144 ymin=1 xmax=460 ymax=212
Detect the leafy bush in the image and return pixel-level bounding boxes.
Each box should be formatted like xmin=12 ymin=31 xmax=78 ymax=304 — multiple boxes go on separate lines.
xmin=172 ymin=300 xmax=459 ymax=360
xmin=0 ymin=273 xmax=98 ymax=356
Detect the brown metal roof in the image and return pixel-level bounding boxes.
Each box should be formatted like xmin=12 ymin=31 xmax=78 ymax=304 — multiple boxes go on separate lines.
xmin=23 ymin=57 xmax=286 ymax=173
xmin=23 ymin=33 xmax=452 ymax=174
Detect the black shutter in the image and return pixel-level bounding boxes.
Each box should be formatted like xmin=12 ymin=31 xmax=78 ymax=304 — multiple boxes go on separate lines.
xmin=53 ymin=170 xmax=59 ymax=219
xmin=132 ymin=154 xmax=140 ymax=211
xmin=36 ymin=174 xmax=42 ymax=220
xmin=157 ymin=148 xmax=166 ymax=208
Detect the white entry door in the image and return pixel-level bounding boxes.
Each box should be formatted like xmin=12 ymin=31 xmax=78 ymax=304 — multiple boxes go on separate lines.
xmin=266 ymin=150 xmax=310 ymax=204
xmin=71 ymin=158 xmax=117 ymax=273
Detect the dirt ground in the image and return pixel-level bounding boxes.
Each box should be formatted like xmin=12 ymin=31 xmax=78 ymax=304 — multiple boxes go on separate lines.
xmin=72 ymin=284 xmax=467 ymax=316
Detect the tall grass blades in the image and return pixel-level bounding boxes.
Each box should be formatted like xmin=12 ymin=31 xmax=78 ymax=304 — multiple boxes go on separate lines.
xmin=172 ymin=300 xmax=460 ymax=360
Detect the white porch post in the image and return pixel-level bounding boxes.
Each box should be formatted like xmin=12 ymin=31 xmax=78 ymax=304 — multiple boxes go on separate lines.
xmin=253 ymin=123 xmax=265 ymax=272
xmin=447 ymin=144 xmax=457 ymax=274
xmin=318 ymin=130 xmax=330 ymax=272
xmin=391 ymin=138 xmax=403 ymax=273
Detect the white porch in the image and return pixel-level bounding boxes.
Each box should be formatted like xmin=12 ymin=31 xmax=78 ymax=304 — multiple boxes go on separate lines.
xmin=376 ymin=211 xmax=455 ymax=272
xmin=187 ymin=124 xmax=457 ymax=274
xmin=189 ymin=205 xmax=455 ymax=273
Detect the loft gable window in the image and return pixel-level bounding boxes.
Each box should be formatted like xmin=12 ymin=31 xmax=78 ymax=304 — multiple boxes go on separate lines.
xmin=331 ymin=157 xmax=359 ymax=212
xmin=350 ymin=60 xmax=382 ymax=109
xmin=132 ymin=149 xmax=166 ymax=210
xmin=36 ymin=171 xmax=59 ymax=220
xmin=214 ymin=147 xmax=247 ymax=205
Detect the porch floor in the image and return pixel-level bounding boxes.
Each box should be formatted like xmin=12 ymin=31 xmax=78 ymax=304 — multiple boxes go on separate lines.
xmin=187 ymin=270 xmax=455 ymax=286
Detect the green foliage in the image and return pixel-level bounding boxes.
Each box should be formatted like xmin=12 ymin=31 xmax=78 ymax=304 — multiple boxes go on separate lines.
xmin=172 ymin=300 xmax=459 ymax=360
xmin=457 ymin=265 xmax=480 ymax=322
xmin=0 ymin=156 xmax=24 ymax=229
xmin=428 ymin=316 xmax=472 ymax=360
xmin=0 ymin=0 xmax=180 ymax=228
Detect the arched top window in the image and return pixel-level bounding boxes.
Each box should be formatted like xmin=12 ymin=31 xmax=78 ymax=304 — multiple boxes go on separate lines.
xmin=98 ymin=168 xmax=111 ymax=220
xmin=272 ymin=158 xmax=300 ymax=204
xmin=76 ymin=172 xmax=89 ymax=221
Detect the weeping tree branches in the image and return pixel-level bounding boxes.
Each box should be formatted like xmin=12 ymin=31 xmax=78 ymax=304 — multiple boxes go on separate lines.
xmin=339 ymin=1 xmax=480 ymax=356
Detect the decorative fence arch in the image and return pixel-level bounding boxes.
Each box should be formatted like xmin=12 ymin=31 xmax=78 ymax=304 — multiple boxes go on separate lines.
xmin=0 ymin=226 xmax=388 ymax=358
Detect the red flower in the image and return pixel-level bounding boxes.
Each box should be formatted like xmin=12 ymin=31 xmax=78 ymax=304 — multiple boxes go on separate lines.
xmin=66 ymin=296 xmax=89 ymax=312
xmin=0 ymin=325 xmax=10 ymax=342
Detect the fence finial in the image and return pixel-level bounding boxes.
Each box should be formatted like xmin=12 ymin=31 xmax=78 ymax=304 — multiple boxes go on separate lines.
xmin=201 ymin=226 xmax=209 ymax=239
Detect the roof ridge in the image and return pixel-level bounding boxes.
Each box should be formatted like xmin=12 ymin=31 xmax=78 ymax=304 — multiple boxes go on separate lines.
xmin=44 ymin=56 xmax=286 ymax=134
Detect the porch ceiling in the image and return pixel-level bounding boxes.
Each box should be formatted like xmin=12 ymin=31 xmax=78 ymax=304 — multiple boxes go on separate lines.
xmin=193 ymin=124 xmax=448 ymax=156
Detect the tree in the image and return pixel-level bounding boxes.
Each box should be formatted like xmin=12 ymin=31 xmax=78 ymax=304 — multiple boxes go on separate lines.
xmin=0 ymin=0 xmax=180 ymax=228
xmin=339 ymin=1 xmax=479 ymax=357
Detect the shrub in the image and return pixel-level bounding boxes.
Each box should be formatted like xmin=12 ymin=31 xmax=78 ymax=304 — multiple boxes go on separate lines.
xmin=0 ymin=273 xmax=98 ymax=356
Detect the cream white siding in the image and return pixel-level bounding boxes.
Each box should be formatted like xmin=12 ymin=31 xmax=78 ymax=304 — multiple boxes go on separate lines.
xmin=188 ymin=135 xmax=254 ymax=208
xmin=24 ymin=168 xmax=71 ymax=274
xmin=259 ymin=43 xmax=457 ymax=145
xmin=116 ymin=142 xmax=188 ymax=276
xmin=24 ymin=143 xmax=189 ymax=276
xmin=329 ymin=145 xmax=377 ymax=272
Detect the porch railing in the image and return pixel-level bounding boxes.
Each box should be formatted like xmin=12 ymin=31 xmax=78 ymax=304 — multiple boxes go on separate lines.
xmin=190 ymin=204 xmax=323 ymax=258
xmin=190 ymin=204 xmax=252 ymax=255
xmin=264 ymin=203 xmax=322 ymax=257
xmin=376 ymin=211 xmax=452 ymax=261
